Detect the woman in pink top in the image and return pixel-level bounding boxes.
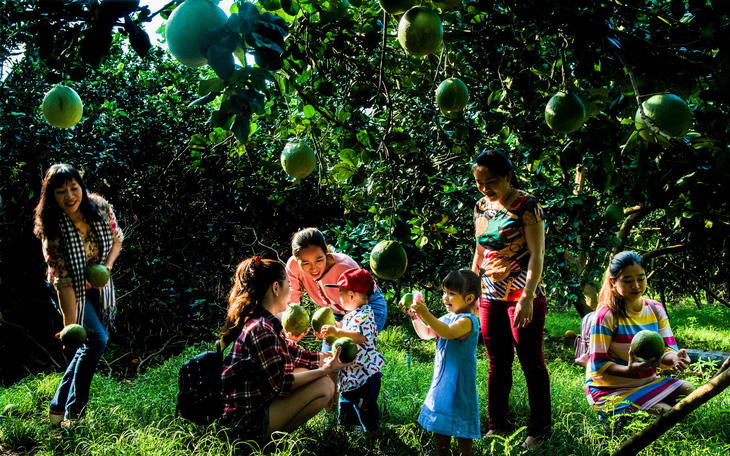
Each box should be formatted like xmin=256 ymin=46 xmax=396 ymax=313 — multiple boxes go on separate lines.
xmin=285 ymin=228 xmax=387 ymax=346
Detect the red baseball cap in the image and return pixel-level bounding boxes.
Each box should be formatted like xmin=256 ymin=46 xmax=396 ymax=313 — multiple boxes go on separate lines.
xmin=327 ymin=268 xmax=375 ymax=295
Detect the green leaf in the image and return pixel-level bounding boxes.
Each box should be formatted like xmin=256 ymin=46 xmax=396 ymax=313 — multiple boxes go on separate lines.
xmin=332 ymin=162 xmax=356 ymax=183
xmin=356 ymin=129 xmax=371 ymax=148
xmin=280 ymin=0 xmax=300 ymax=16
xmin=232 ymin=115 xmax=251 ymax=144
xmin=188 ymin=92 xmax=218 ymax=107
xmin=199 ymin=78 xmax=225 ymax=96
xmin=339 ymin=148 xmax=358 ymax=167
xmin=207 ymin=45 xmax=235 ymax=80
xmin=303 ymin=104 xmax=316 ymax=118
xmin=228 ymin=5 xmax=260 ymax=35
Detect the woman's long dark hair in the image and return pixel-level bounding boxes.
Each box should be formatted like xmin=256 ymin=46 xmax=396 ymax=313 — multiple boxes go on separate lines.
xmin=220 ymin=258 xmax=287 ymax=347
xmin=33 ymin=164 xmax=103 ymax=240
xmin=291 ymin=227 xmax=328 ymax=257
xmin=598 ymin=251 xmax=646 ymax=321
xmin=472 ymin=149 xmax=519 ymax=188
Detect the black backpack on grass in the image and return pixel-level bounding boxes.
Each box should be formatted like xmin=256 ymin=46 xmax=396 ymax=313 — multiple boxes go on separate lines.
xmin=176 ymin=340 xmax=224 ymax=425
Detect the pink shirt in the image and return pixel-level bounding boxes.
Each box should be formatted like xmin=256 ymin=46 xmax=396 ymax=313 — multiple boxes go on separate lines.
xmin=285 ymin=252 xmax=359 ymax=316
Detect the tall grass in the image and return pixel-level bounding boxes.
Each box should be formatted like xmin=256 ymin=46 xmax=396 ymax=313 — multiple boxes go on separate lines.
xmin=1 ymin=303 xmax=729 ymax=455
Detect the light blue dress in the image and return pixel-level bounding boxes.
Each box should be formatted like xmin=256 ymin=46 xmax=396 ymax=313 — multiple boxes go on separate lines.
xmin=418 ymin=312 xmax=481 ymax=439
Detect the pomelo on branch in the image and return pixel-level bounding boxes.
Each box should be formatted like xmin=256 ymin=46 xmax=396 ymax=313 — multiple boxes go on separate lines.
xmin=635 ymin=94 xmax=692 ymax=144
xmin=311 ymin=307 xmax=336 ymax=333
xmin=379 ymin=0 xmax=417 ymax=15
xmin=605 ymin=203 xmax=624 ymax=224
xmin=281 ymin=140 xmax=316 ymax=178
xmin=60 ymin=324 xmax=87 ymax=351
xmin=397 ymin=6 xmax=443 ymax=57
xmin=86 ymin=264 xmax=110 ymax=288
xmin=41 ymin=85 xmax=83 ymax=129
xmin=282 ymin=304 xmax=310 ymax=336
xmin=436 ymin=77 xmax=469 ymax=113
xmin=545 ymin=91 xmax=586 ymax=134
xmin=370 ymin=240 xmax=408 ymax=281
xmin=630 ymin=330 xmax=665 ymax=361
xmin=165 ymin=0 xmax=228 ymax=68
xmin=332 ymin=336 xmax=358 ymax=363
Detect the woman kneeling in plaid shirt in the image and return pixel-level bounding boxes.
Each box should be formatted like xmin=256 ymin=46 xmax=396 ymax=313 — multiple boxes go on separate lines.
xmin=219 ymin=257 xmax=352 ymax=442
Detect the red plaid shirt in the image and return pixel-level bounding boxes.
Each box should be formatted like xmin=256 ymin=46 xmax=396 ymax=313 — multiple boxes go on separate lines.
xmin=221 ymin=307 xmax=320 ymax=421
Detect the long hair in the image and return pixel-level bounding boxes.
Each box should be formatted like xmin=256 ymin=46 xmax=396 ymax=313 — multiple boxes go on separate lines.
xmin=597 ymin=251 xmax=646 ymax=321
xmin=219 ymin=258 xmax=287 ymax=346
xmin=33 ymin=164 xmax=103 ymax=240
xmin=291 ymin=227 xmax=328 ymax=257
xmin=443 ymin=269 xmax=482 ymax=308
xmin=471 ymin=149 xmax=519 ymax=188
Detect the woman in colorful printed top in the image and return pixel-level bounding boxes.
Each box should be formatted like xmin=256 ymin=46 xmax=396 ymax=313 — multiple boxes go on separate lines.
xmin=285 ymin=227 xmax=387 ymax=339
xmin=585 ymin=251 xmax=693 ymax=415
xmin=220 ymin=257 xmax=351 ymax=442
xmin=33 ymin=164 xmax=124 ymax=427
xmin=471 ymin=150 xmax=550 ymax=449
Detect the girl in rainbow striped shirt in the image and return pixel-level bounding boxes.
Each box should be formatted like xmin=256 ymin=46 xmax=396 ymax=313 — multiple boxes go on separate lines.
xmin=585 ymin=251 xmax=694 ymax=415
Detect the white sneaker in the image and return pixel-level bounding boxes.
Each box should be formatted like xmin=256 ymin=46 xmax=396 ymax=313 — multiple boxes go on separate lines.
xmin=49 ymin=410 xmax=64 ymax=427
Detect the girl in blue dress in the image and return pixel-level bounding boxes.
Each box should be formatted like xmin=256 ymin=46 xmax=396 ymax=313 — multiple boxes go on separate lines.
xmin=404 ymin=269 xmax=481 ymax=456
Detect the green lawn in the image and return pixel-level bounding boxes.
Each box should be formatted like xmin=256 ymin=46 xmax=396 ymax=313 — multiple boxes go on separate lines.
xmin=1 ymin=303 xmax=729 ymax=455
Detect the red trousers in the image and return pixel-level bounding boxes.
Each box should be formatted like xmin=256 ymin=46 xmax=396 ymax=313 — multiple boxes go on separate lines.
xmin=479 ymin=296 xmax=551 ymax=437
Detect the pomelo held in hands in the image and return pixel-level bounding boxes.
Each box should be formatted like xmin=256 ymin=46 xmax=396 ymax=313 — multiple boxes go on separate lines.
xmin=370 ymin=240 xmax=408 ymax=281
xmin=399 ymin=290 xmax=422 ymax=307
xmin=282 ymin=304 xmax=310 ymax=337
xmin=630 ymin=330 xmax=665 ymax=362
xmin=332 ymin=336 xmax=358 ymax=363
xmin=311 ymin=307 xmax=336 ymax=334
xmin=41 ymin=86 xmax=83 ymax=129
xmin=60 ymin=324 xmax=87 ymax=351
xmin=86 ymin=264 xmax=110 ymax=288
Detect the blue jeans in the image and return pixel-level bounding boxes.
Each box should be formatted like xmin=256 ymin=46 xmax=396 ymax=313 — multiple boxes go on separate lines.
xmin=321 ymin=288 xmax=388 ymax=351
xmin=49 ymin=287 xmax=108 ymax=419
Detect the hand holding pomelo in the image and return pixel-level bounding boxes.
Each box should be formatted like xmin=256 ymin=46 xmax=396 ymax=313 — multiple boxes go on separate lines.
xmin=86 ymin=264 xmax=110 ymax=288
xmin=332 ymin=336 xmax=358 ymax=363
xmin=282 ymin=304 xmax=310 ymax=337
xmin=59 ymin=324 xmax=87 ymax=351
xmin=311 ymin=307 xmax=336 ymax=334
xmin=630 ymin=330 xmax=665 ymax=362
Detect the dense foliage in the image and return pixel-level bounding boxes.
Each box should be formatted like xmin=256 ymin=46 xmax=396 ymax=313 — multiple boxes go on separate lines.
xmin=1 ymin=0 xmax=728 ymax=383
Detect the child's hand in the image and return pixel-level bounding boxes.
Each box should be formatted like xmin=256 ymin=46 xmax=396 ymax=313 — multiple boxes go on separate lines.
xmin=284 ymin=329 xmax=309 ymax=343
xmin=323 ymin=346 xmax=355 ymax=372
xmin=627 ymin=347 xmax=657 ymax=373
xmin=410 ymin=300 xmax=428 ymax=318
xmin=320 ymin=325 xmax=338 ymax=340
xmin=671 ymin=349 xmax=691 ymax=371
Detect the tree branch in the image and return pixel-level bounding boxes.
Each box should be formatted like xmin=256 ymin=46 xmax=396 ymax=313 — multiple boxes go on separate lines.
xmin=664 ymin=258 xmax=729 ymax=308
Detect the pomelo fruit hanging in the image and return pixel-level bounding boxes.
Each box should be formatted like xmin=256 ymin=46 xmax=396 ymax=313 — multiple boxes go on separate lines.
xmin=397 ymin=6 xmax=443 ymax=57
xmin=436 ymin=77 xmax=469 ymax=113
xmin=545 ymin=91 xmax=586 ymax=134
xmin=370 ymin=240 xmax=408 ymax=281
xmin=635 ymin=94 xmax=692 ymax=144
xmin=165 ymin=0 xmax=228 ymax=68
xmin=281 ymin=141 xmax=316 ymax=179
xmin=605 ymin=203 xmax=624 ymax=224
xmin=41 ymin=86 xmax=83 ymax=129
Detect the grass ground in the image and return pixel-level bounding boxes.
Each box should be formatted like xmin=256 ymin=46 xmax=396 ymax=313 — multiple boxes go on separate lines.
xmin=1 ymin=301 xmax=729 ymax=455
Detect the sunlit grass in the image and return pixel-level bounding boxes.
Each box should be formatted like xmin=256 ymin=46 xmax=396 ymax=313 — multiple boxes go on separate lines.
xmin=1 ymin=305 xmax=729 ymax=455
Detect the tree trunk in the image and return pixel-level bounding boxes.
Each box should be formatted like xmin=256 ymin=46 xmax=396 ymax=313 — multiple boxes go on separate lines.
xmin=612 ymin=357 xmax=730 ymax=456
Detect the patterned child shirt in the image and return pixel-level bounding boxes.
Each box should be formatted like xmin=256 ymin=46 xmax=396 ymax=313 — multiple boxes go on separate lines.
xmin=338 ymin=305 xmax=385 ymax=393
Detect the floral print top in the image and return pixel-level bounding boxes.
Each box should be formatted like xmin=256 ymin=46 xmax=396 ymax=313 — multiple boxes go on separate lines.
xmin=42 ymin=198 xmax=124 ymax=289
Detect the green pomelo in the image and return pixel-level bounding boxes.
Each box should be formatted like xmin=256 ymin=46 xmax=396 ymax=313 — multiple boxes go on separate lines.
xmin=379 ymin=0 xmax=417 ymax=15
xmin=41 ymin=86 xmax=83 ymax=129
xmin=282 ymin=304 xmax=310 ymax=336
xmin=60 ymin=324 xmax=87 ymax=350
xmin=635 ymin=94 xmax=692 ymax=144
xmin=545 ymin=91 xmax=586 ymax=134
xmin=370 ymin=240 xmax=408 ymax=281
xmin=399 ymin=292 xmax=414 ymax=308
xmin=311 ymin=307 xmax=336 ymax=333
xmin=325 ymin=335 xmax=338 ymax=346
xmin=165 ymin=0 xmax=228 ymax=68
xmin=281 ymin=141 xmax=316 ymax=179
xmin=605 ymin=203 xmax=624 ymax=224
xmin=86 ymin=264 xmax=110 ymax=288
xmin=630 ymin=330 xmax=665 ymax=361
xmin=332 ymin=336 xmax=358 ymax=363
xmin=397 ymin=6 xmax=443 ymax=57
xmin=436 ymin=77 xmax=469 ymax=112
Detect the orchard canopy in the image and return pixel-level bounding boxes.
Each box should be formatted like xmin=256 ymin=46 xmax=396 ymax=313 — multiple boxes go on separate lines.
xmin=1 ymin=0 xmax=728 ymax=379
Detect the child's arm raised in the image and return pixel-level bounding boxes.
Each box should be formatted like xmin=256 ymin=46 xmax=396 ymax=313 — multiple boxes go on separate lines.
xmin=320 ymin=325 xmax=366 ymax=344
xmin=411 ymin=300 xmax=473 ymax=340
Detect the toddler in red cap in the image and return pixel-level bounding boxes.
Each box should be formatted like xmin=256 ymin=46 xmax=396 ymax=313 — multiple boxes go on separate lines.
xmin=321 ymin=268 xmax=385 ymax=438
